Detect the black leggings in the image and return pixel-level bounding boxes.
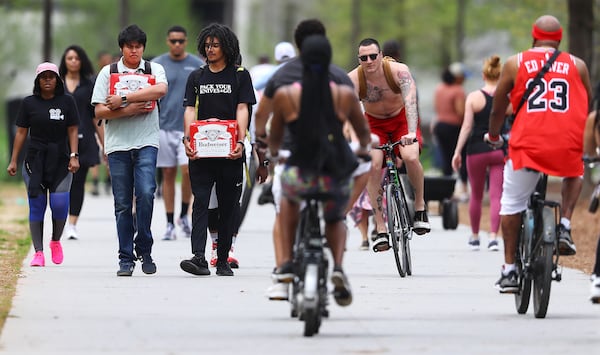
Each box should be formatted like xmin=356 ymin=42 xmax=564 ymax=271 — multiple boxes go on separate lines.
xmin=69 ymin=165 xmax=90 ymax=216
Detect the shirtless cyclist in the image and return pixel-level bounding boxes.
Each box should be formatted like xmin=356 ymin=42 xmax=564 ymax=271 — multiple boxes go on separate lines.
xmin=348 ymin=38 xmax=430 ymax=253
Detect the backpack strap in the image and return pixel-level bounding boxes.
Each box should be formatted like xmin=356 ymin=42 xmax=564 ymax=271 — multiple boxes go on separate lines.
xmin=109 ymin=61 xmax=152 ymax=74
xmin=357 ymin=56 xmax=401 ymax=100
xmin=382 ymin=56 xmax=401 ymax=94
xmin=357 ymin=65 xmax=367 ymax=100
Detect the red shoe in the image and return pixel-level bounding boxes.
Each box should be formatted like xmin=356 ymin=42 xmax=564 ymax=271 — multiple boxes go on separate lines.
xmin=30 ymin=251 xmax=45 ymax=267
xmin=228 ymin=248 xmax=239 ymax=269
xmin=209 ymin=243 xmax=218 ymax=267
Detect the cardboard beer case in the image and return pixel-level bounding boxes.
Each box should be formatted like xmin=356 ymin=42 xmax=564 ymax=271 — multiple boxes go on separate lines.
xmin=190 ymin=119 xmax=238 ymax=158
xmin=109 ymin=73 xmax=156 ymax=111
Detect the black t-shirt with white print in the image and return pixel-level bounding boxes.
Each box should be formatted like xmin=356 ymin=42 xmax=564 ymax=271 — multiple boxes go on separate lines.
xmin=183 ymin=65 xmax=256 ymax=120
xmin=16 ymin=94 xmax=79 ymax=162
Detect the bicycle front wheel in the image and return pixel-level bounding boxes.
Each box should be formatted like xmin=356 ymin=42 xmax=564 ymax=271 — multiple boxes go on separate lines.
xmin=386 ymin=183 xmax=406 ymax=277
xmin=398 ymin=178 xmax=413 ymax=276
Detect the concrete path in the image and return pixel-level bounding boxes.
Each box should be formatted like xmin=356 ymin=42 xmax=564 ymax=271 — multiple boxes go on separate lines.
xmin=0 ymin=189 xmax=599 ymax=354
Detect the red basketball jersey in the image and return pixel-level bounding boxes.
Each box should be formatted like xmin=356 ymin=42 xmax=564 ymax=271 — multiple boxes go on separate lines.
xmin=509 ymin=48 xmax=588 ymax=176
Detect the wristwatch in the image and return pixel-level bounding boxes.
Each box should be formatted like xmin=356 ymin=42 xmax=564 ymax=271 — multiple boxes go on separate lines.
xmin=182 ymin=136 xmax=190 ymax=144
xmin=262 ymin=159 xmax=270 ymax=167
xmin=70 ymin=152 xmax=79 ymax=158
xmin=121 ymin=95 xmax=127 ymax=104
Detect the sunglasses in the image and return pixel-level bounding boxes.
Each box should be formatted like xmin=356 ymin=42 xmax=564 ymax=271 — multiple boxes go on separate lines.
xmin=358 ymin=53 xmax=379 ymax=62
xmin=169 ymin=39 xmax=186 ymax=44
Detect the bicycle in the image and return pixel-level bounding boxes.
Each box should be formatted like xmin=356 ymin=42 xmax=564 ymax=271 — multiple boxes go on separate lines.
xmin=375 ymin=138 xmax=416 ymax=277
xmin=513 ymin=172 xmax=562 ymax=318
xmin=288 ymin=194 xmax=329 ymax=336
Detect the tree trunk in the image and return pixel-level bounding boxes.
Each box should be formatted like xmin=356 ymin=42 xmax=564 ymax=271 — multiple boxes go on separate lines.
xmin=568 ymin=0 xmax=595 ymax=195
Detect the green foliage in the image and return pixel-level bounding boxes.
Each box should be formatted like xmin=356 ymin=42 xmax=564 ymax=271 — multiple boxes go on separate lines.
xmin=318 ymin=0 xmax=568 ymax=70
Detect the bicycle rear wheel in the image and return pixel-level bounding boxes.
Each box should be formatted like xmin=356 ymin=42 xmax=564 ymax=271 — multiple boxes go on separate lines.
xmin=386 ymin=184 xmax=406 ymax=277
xmin=533 ymin=243 xmax=553 ymax=318
xmin=238 ymin=145 xmax=257 ymax=227
xmin=533 ymin=208 xmax=556 ymax=318
xmin=302 ymin=263 xmax=321 ymax=336
xmin=515 ymin=234 xmax=531 ymax=314
xmin=515 ymin=212 xmax=532 ymax=314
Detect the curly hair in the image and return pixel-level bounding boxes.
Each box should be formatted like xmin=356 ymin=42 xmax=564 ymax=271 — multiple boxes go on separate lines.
xmin=58 ymin=45 xmax=95 ymax=80
xmin=293 ymin=19 xmax=326 ymax=52
xmin=196 ymin=23 xmax=240 ymax=67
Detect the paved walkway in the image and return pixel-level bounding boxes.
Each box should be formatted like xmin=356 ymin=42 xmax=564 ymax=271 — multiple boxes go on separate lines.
xmin=0 ymin=189 xmax=598 ymax=354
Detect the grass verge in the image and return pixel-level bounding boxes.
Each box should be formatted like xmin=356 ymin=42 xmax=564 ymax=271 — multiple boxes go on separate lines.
xmin=0 ymin=183 xmax=29 ymax=334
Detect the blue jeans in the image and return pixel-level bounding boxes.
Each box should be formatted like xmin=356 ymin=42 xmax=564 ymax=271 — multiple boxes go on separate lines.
xmin=107 ymin=146 xmax=157 ymax=264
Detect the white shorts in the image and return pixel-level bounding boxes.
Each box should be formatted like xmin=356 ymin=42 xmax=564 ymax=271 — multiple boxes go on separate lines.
xmin=157 ymin=130 xmax=188 ymax=168
xmin=500 ymin=159 xmax=543 ymax=215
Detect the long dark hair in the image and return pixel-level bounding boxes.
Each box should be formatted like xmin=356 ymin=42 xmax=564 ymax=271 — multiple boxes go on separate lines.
xmin=295 ymin=35 xmax=335 ymax=165
xmin=196 ymin=23 xmax=240 ymax=67
xmin=58 ymin=45 xmax=95 ymax=80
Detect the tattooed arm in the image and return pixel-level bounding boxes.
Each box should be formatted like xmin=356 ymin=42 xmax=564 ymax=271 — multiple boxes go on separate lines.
xmin=395 ymin=63 xmax=419 ymax=135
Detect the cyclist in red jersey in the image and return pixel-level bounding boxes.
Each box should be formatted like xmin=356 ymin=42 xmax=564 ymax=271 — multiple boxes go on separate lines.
xmin=486 ymin=15 xmax=592 ymax=293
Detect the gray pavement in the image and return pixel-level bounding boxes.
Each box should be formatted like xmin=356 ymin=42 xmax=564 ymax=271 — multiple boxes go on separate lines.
xmin=0 ymin=188 xmax=599 ymax=355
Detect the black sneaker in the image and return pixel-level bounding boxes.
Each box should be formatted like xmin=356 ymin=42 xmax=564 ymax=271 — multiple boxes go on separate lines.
xmin=257 ymin=182 xmax=274 ymax=205
xmin=273 ymin=261 xmax=294 ymax=283
xmin=140 ymin=254 xmax=156 ymax=274
xmin=557 ymin=224 xmax=576 ymax=256
xmin=371 ymin=232 xmax=390 ymax=252
xmin=494 ymin=270 xmax=519 ymax=293
xmin=117 ymin=262 xmax=135 ymax=277
xmin=331 ymin=267 xmax=352 ymax=306
xmin=413 ymin=210 xmax=431 ymax=235
xmin=180 ymin=255 xmax=211 ymax=276
xmin=216 ymin=261 xmax=234 ymax=276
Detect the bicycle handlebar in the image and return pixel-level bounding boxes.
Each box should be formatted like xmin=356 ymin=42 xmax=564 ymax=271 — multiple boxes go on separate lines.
xmin=583 ymin=155 xmax=600 ymax=166
xmin=374 ymin=138 xmax=418 ymax=151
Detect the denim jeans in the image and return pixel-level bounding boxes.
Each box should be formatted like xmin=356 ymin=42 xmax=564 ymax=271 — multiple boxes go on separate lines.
xmin=107 ymin=146 xmax=157 ymax=264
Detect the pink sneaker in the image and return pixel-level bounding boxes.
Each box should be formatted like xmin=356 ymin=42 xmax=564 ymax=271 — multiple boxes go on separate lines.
xmin=30 ymin=251 xmax=45 ymax=267
xmin=49 ymin=241 xmax=64 ymax=264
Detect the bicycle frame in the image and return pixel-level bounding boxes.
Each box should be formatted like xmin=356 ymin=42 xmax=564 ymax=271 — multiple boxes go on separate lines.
xmin=376 ymin=140 xmax=413 ymax=277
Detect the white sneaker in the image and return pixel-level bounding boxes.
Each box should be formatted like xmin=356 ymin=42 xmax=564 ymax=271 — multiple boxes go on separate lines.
xmin=64 ymin=224 xmax=78 ymax=240
xmin=162 ymin=223 xmax=176 ymax=241
xmin=266 ymin=282 xmax=289 ymax=301
xmin=590 ymin=275 xmax=600 ymax=304
xmin=177 ymin=215 xmax=192 ymax=238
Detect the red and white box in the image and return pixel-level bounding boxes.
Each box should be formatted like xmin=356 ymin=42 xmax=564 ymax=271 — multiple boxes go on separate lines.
xmin=109 ymin=73 xmax=156 ymax=111
xmin=189 ymin=119 xmax=238 ymax=158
